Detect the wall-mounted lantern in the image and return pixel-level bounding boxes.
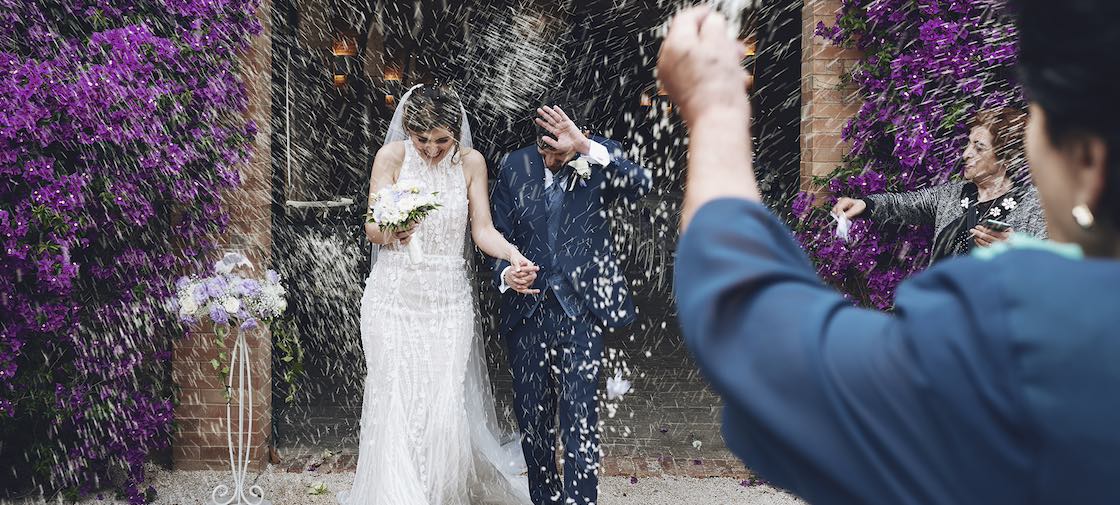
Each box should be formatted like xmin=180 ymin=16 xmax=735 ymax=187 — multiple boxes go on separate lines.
xmin=741 ymin=37 xmax=757 ymax=58
xmin=383 ymin=66 xmax=402 ymax=82
xmin=331 ymin=35 xmax=356 ymax=88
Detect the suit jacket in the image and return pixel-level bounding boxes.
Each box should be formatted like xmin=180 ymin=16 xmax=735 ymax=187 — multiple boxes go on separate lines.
xmin=491 ymin=136 xmax=651 ymax=335
xmin=674 ymin=197 xmax=1120 ymax=505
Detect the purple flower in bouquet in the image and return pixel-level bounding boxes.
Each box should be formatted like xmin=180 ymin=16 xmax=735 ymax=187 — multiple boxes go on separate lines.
xmin=193 ymin=286 xmax=211 ymax=305
xmin=205 ymin=277 xmax=228 ymax=298
xmin=209 ymin=304 xmax=229 ymax=325
xmin=235 ymin=278 xmax=261 ymax=297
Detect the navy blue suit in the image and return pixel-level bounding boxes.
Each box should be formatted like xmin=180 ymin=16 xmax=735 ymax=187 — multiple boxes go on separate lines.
xmin=491 ymin=137 xmax=651 ymax=505
xmin=674 ymin=198 xmax=1120 ymax=505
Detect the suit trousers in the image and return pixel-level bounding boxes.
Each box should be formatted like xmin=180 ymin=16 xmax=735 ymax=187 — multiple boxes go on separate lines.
xmin=505 ymin=289 xmax=605 ymax=505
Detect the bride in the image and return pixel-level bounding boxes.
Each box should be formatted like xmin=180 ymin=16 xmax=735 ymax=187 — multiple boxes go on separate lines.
xmin=339 ymin=83 xmax=534 ymax=505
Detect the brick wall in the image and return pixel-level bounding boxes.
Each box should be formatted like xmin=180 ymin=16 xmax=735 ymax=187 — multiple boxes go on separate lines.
xmin=801 ymin=0 xmax=862 ymax=194
xmin=171 ymin=0 xmax=275 ymax=471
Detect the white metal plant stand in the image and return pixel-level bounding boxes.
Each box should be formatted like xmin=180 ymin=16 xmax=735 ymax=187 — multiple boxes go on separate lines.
xmin=209 ymin=327 xmax=271 ymax=505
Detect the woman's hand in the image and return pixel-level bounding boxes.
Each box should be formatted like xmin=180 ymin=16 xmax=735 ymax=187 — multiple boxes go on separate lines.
xmin=971 ymin=225 xmax=1013 ymax=247
xmin=505 ymin=248 xmax=541 ymax=295
xmin=393 ymin=223 xmax=418 ymax=245
xmin=657 ymin=6 xmax=751 ymax=125
xmin=832 ymin=197 xmax=867 ymax=219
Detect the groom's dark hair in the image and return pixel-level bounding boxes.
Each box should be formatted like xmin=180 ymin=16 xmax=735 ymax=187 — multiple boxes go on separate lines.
xmin=534 ymin=92 xmax=591 ymax=150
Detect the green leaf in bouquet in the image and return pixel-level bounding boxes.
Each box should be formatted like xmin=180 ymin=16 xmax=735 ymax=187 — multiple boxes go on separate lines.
xmin=210 ymin=359 xmax=220 ymax=369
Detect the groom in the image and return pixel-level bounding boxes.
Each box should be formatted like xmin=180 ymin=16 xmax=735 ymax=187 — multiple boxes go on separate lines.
xmin=490 ymin=101 xmax=652 ymax=505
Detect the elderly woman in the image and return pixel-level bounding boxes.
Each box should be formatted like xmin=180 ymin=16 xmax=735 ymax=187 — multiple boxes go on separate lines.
xmin=662 ymin=2 xmax=1120 ymax=505
xmin=833 ymin=108 xmax=1047 ymax=263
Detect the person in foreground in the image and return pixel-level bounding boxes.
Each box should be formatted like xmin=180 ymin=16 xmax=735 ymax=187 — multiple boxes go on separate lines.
xmin=661 ymin=2 xmax=1120 ymax=505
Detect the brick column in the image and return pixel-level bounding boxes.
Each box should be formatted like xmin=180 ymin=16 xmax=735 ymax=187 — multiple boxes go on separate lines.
xmin=172 ymin=0 xmax=274 ymax=471
xmin=801 ymin=0 xmax=862 ymax=194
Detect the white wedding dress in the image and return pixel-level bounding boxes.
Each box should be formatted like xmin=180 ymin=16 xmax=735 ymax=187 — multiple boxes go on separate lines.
xmin=339 ymin=139 xmax=531 ymax=505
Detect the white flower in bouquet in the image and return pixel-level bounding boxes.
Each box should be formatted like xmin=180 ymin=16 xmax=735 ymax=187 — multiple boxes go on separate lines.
xmin=222 ymin=297 xmax=241 ymax=314
xmin=367 ymin=182 xmax=442 ymax=263
xmin=180 ymin=297 xmax=199 ymax=315
xmin=215 ymin=252 xmax=253 ymax=275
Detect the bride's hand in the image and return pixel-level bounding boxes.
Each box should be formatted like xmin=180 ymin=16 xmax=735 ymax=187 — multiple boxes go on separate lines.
xmin=508 ymin=248 xmax=535 ymax=270
xmin=506 ymin=248 xmax=541 ymax=295
xmin=393 ymin=223 xmax=418 ymax=245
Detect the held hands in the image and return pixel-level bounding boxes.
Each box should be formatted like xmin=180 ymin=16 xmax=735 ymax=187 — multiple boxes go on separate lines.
xmin=505 ymin=248 xmax=541 ymax=295
xmin=831 ymin=198 xmax=867 ymax=219
xmin=535 ymin=106 xmax=590 ymax=154
xmin=971 ymin=225 xmax=1013 ymax=247
xmin=657 ymin=6 xmax=751 ymax=124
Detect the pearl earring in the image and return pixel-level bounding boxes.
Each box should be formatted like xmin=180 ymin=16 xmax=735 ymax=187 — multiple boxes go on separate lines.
xmin=1072 ymin=204 xmax=1095 ymax=229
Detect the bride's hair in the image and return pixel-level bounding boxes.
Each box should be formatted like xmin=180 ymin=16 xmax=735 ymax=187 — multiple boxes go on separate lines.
xmin=403 ymin=83 xmax=464 ymax=158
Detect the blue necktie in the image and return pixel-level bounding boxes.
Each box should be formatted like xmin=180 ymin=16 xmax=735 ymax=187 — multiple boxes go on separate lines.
xmin=544 ymin=167 xmax=583 ymax=318
xmin=546 ymin=167 xmax=570 ymax=250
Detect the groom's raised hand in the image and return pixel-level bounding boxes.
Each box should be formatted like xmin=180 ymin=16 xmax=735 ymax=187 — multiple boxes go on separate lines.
xmin=535 ymin=106 xmax=591 ymax=155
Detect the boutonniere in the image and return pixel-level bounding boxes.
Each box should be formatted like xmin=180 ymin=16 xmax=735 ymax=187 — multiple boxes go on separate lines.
xmin=566 ymin=158 xmax=592 ymax=191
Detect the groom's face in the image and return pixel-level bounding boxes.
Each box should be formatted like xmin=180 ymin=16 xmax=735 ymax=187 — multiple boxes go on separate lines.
xmin=538 ymin=143 xmax=578 ymax=171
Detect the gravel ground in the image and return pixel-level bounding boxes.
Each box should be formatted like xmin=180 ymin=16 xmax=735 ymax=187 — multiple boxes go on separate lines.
xmin=4 ymin=464 xmax=806 ymax=505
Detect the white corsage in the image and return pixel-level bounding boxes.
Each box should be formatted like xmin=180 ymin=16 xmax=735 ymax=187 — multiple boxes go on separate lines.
xmin=566 ymin=158 xmax=592 ymax=191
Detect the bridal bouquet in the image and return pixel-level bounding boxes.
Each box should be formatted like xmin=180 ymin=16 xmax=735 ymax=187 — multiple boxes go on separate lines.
xmin=367 ymin=182 xmax=441 ymax=263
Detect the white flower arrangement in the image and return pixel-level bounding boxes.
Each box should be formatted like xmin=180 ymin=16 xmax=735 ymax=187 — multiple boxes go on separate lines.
xmin=367 ymin=182 xmax=442 ymax=262
xmin=174 ymin=252 xmax=287 ymax=331
xmin=173 ymin=252 xmax=288 ymax=386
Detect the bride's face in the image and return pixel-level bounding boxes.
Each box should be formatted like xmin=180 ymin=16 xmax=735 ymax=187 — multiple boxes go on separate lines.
xmin=409 ymin=127 xmax=456 ymax=162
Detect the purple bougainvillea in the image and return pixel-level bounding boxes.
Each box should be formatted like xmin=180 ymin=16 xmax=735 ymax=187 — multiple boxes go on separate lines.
xmin=0 ymin=1 xmax=259 ymax=502
xmin=792 ymin=0 xmax=1022 ymax=309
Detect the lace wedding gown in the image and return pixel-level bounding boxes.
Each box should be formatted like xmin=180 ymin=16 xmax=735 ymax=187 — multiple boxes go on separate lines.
xmin=340 ymin=141 xmax=530 ymax=505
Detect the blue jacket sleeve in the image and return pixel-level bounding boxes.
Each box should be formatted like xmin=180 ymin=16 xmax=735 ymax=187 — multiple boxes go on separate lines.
xmin=490 ymin=156 xmax=514 ymax=288
xmin=599 ymin=140 xmax=652 ymax=206
xmin=673 ymin=198 xmax=1031 ymax=505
